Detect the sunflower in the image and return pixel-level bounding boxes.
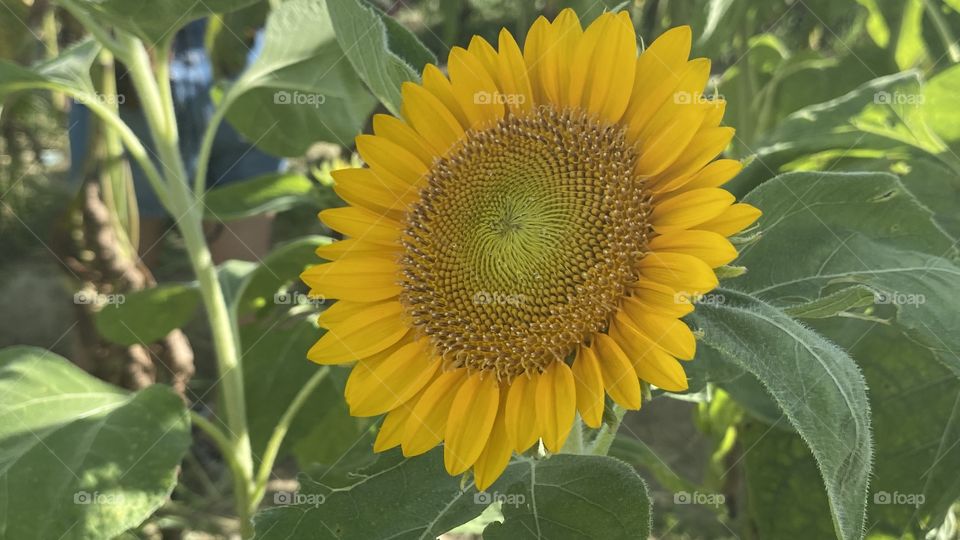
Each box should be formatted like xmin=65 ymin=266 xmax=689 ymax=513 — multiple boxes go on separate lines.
xmin=300 ymin=9 xmax=761 ymax=490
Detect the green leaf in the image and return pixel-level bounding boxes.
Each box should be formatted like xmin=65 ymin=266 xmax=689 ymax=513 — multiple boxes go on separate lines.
xmin=254 ymin=451 xmax=651 ymax=539
xmin=783 ymin=284 xmax=879 ymax=318
xmin=894 ymin=0 xmax=929 ymax=69
xmin=690 ymin=289 xmax=872 ymax=540
xmin=741 ymin=321 xmax=960 ymax=537
xmin=826 ymin=321 xmax=960 ymax=535
xmin=740 ymin=421 xmax=837 ymax=539
xmin=0 ymin=346 xmax=191 ymax=539
xmin=241 ymin=317 xmax=358 ymax=460
xmin=253 ymin=449 xmax=483 ymax=539
xmin=93 ymin=284 xmax=200 ymax=346
xmin=217 ymin=259 xmax=259 ymax=313
xmin=326 ymin=0 xmax=436 ymax=114
xmin=204 ymin=172 xmax=319 ymax=221
xmin=482 ymin=455 xmax=651 ymax=540
xmin=733 ymin=171 xmax=960 ymax=378
xmin=61 ymin=0 xmax=260 ymax=45
xmin=923 ymin=63 xmax=960 ymax=145
xmin=237 ymin=236 xmax=332 ymax=315
xmin=223 ymin=0 xmax=377 ymax=156
xmin=731 ymin=71 xmax=946 ymax=196
xmin=0 ymin=38 xmax=100 ymax=101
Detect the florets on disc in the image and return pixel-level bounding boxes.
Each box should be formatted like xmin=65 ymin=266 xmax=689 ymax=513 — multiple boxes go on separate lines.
xmin=400 ymin=106 xmax=651 ymax=380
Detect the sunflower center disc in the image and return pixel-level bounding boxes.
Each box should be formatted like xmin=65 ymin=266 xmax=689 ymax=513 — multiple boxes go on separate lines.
xmin=400 ymin=106 xmax=650 ymax=380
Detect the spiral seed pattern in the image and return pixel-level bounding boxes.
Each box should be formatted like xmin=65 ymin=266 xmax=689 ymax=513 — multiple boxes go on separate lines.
xmin=400 ymin=106 xmax=651 ymax=380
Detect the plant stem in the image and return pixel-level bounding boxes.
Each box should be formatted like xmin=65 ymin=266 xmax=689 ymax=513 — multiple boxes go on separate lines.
xmin=560 ymin=414 xmax=584 ymax=454
xmin=193 ymin=98 xmax=231 ymax=197
xmin=589 ymin=405 xmax=627 ymax=456
xmin=248 ymin=366 xmax=331 ymax=512
xmin=121 ymin=33 xmax=256 ymax=537
xmin=922 ymin=0 xmax=960 ymax=63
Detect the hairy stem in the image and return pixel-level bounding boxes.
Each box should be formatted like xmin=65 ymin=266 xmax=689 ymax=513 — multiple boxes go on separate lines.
xmin=248 ymin=366 xmax=331 ymax=512
xmin=589 ymin=405 xmax=627 ymax=456
xmin=121 ymin=33 xmax=256 ymax=537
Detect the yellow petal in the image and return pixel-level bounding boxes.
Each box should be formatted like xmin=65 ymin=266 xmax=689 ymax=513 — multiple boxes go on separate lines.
xmin=611 ymin=317 xmax=689 ymax=391
xmin=319 ymin=207 xmax=401 ymax=246
xmin=400 ymin=81 xmax=465 ymax=155
xmin=648 ymin=230 xmax=738 ymax=268
xmin=525 ymin=9 xmax=582 ymax=106
xmin=402 ymin=369 xmax=467 ymax=456
xmin=473 ymin=390 xmax=512 ymax=491
xmin=422 ymin=64 xmax=470 ymax=128
xmin=356 ymin=134 xmax=429 ymax=184
xmin=697 ymin=203 xmax=762 ymax=236
xmin=521 ymin=16 xmax=552 ymax=105
xmin=650 ymin=188 xmax=734 ymax=232
xmin=331 ymin=168 xmax=416 ymax=217
xmin=566 ymin=12 xmax=611 ymax=109
xmin=550 ymin=9 xmax=583 ymax=106
xmin=372 ymin=113 xmax=440 ymax=165
xmin=468 ymin=35 xmax=501 ymax=86
xmin=637 ymin=252 xmax=718 ymax=294
xmin=650 ymin=127 xmax=735 ymax=192
xmin=306 ymin=302 xmax=408 ymax=364
xmin=654 ymin=158 xmax=742 ymax=195
xmin=504 ymin=372 xmax=540 ymax=452
xmin=314 ymin=238 xmax=398 ymax=261
xmin=345 ymin=340 xmax=439 ymax=417
xmin=633 ymin=90 xmax=711 ymax=176
xmin=301 ymin=257 xmax=400 ymax=302
xmin=594 ymin=334 xmax=641 ymax=409
xmin=374 ymin=389 xmax=423 ymax=452
xmin=536 ymin=360 xmax=576 ymax=453
xmin=316 ymin=299 xmax=374 ymax=328
xmin=581 ymin=12 xmax=637 ymax=123
xmin=619 ymin=310 xmax=696 ymax=360
xmin=444 ymin=373 xmax=500 ymax=475
xmin=447 ymin=47 xmax=504 ymax=129
xmin=624 ymin=26 xmax=693 ymax=138
xmin=497 ymin=29 xmax=533 ymax=113
xmin=702 ymin=98 xmax=727 ymax=128
xmin=572 ymin=345 xmax=605 ymax=429
xmin=625 ymin=280 xmax=693 ymax=318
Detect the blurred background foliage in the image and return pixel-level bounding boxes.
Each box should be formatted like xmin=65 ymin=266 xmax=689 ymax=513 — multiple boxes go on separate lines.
xmin=1 ymin=0 xmax=959 ymax=538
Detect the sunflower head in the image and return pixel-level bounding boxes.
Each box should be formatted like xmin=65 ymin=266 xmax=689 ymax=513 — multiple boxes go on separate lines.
xmin=301 ymin=9 xmax=761 ymax=491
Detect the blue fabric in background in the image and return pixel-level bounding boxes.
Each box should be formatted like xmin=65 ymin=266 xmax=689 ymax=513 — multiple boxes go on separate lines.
xmin=68 ymin=19 xmax=284 ymax=218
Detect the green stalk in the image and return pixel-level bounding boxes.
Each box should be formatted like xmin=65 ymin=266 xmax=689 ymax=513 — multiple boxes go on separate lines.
xmin=922 ymin=0 xmax=960 ymax=63
xmin=193 ymin=98 xmax=231 ymax=197
xmin=248 ymin=366 xmax=331 ymax=512
xmin=560 ymin=414 xmax=585 ymax=454
xmin=120 ymin=34 xmax=256 ymax=537
xmin=589 ymin=405 xmax=627 ymax=456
